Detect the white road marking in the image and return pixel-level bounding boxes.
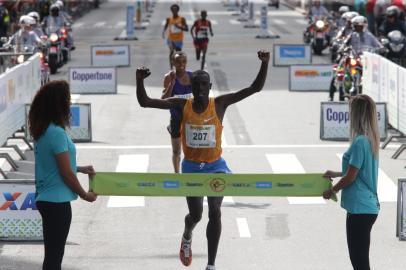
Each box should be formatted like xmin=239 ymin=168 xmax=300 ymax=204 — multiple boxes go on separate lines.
xmin=229 ymin=19 xmax=241 ymax=25
xmin=115 ymin=21 xmax=126 ymax=28
xmin=336 ymin=154 xmax=397 ymax=202
xmin=266 ymin=154 xmax=326 ymax=204
xmin=107 ymin=155 xmax=149 ymax=208
xmin=236 ymin=218 xmax=251 ymax=238
xmin=295 ymin=19 xmax=308 ymax=25
xmin=72 ymin=22 xmax=84 ymax=29
xmin=272 ymin=19 xmax=286 ymax=25
xmin=94 ymin=21 xmax=107 ymax=28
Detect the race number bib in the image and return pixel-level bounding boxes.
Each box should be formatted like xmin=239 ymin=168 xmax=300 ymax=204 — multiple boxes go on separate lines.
xmin=197 ymin=28 xmax=208 ymax=39
xmin=170 ymin=24 xmax=182 ymax=34
xmin=186 ymin=124 xmax=216 ymax=148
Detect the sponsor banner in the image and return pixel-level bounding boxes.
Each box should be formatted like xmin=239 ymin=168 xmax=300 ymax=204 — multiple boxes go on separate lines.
xmin=126 ymin=5 xmax=135 ymax=37
xmin=91 ymin=45 xmax=130 ymax=67
xmin=379 ymin=57 xmax=390 ymax=104
xmin=69 ymin=67 xmax=117 ymax=94
xmin=289 ymin=64 xmax=333 ymax=91
xmin=320 ymin=102 xmax=387 ymax=140
xmin=362 ymin=52 xmax=380 ymax=102
xmin=25 ymin=103 xmax=92 ymax=142
xmin=91 ymin=172 xmax=336 ymax=200
xmin=399 ymin=67 xmax=406 ymax=135
xmin=273 ymin=44 xmax=311 ymax=66
xmin=0 ymin=180 xmax=42 ymax=240
xmin=260 ymin=5 xmax=268 ymax=31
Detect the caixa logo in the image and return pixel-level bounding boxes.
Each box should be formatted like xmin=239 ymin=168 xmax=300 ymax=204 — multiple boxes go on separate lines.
xmin=0 ymin=192 xmax=37 ymax=211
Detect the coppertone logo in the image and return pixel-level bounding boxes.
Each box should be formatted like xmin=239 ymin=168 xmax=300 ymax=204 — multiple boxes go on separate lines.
xmin=208 ymin=178 xmax=226 ymax=192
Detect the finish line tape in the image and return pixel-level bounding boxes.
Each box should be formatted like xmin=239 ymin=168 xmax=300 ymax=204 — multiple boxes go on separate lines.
xmin=91 ymin=172 xmax=337 ymax=201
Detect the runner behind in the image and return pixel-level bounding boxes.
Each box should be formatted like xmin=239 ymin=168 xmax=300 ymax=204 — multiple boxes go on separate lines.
xmin=162 ymin=4 xmax=188 ymax=69
xmin=161 ymin=51 xmax=193 ymax=173
xmin=136 ymin=50 xmax=270 ymax=270
xmin=190 ymin=10 xmax=213 ymax=70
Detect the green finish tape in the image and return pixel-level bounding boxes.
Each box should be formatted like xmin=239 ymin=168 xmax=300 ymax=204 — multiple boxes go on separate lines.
xmin=91 ymin=172 xmax=337 ymax=201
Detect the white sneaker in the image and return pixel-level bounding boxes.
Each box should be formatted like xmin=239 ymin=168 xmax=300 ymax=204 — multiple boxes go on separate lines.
xmin=206 ymin=265 xmax=216 ymax=270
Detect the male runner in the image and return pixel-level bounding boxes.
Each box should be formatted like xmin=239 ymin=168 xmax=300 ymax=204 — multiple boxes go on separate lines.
xmin=161 ymin=51 xmax=193 ymax=173
xmin=190 ymin=10 xmax=213 ymax=70
xmin=162 ymin=4 xmax=188 ymax=68
xmin=136 ymin=50 xmax=270 ymax=270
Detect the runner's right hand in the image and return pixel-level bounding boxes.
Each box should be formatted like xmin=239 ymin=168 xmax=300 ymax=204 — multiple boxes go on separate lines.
xmin=83 ymin=191 xmax=97 ymax=202
xmin=136 ymin=67 xmax=151 ymax=80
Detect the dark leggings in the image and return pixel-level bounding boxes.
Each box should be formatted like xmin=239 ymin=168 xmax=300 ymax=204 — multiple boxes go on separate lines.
xmin=346 ymin=213 xmax=378 ymax=270
xmin=184 ymin=196 xmax=223 ymax=266
xmin=36 ymin=201 xmax=72 ymax=270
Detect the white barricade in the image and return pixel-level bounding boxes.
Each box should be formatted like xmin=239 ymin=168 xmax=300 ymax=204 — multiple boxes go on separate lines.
xmin=0 ymin=54 xmax=41 ymax=147
xmin=69 ymin=67 xmax=117 ymax=94
xmin=363 ymin=52 xmax=406 ymax=134
xmin=273 ymin=44 xmax=312 ymax=66
xmin=0 ymin=180 xmax=42 ymax=241
xmin=289 ymin=64 xmax=333 ymax=91
xmin=320 ymin=102 xmax=387 ymax=140
xmin=397 ymin=179 xmax=406 ymax=241
xmin=91 ymin=45 xmax=130 ymax=67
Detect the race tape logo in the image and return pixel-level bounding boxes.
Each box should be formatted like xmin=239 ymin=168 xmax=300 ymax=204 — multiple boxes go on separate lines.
xmin=0 ymin=192 xmax=37 ymax=211
xmin=208 ymin=178 xmax=226 ymax=193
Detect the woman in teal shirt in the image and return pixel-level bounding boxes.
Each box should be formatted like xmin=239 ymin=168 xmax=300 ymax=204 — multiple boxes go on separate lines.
xmin=323 ymin=94 xmax=380 ymax=270
xmin=29 ymin=80 xmax=97 ymax=270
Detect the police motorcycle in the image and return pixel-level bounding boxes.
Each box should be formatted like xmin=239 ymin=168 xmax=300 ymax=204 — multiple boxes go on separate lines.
xmin=303 ymin=17 xmax=331 ymax=55
xmin=330 ymin=11 xmax=359 ymax=63
xmin=332 ymin=45 xmax=363 ymax=100
xmin=381 ymin=30 xmax=406 ymax=67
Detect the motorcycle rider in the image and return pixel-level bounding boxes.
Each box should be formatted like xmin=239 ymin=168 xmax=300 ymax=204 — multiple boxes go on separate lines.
xmin=28 ymin=11 xmax=45 ymax=37
xmin=55 ymin=0 xmax=75 ymax=50
xmin=308 ymin=0 xmax=329 ymax=21
xmin=378 ymin=5 xmax=406 ymax=36
xmin=348 ymin=15 xmax=385 ymax=55
xmin=42 ymin=4 xmax=66 ymax=36
xmin=336 ymin=6 xmax=350 ymax=29
xmin=5 ymin=15 xmax=42 ymax=53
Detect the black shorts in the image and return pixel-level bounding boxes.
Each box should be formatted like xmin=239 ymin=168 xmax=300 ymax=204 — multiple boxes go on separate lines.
xmin=167 ymin=118 xmax=181 ymax=138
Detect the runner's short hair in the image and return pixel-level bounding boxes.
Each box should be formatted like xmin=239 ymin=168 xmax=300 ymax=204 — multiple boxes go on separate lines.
xmin=171 ymin=4 xmax=180 ymax=11
xmin=172 ymin=51 xmax=187 ymax=60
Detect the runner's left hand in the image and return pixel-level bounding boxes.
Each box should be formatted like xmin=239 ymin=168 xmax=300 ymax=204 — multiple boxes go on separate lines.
xmin=257 ymin=50 xmax=270 ymax=63
xmin=136 ymin=67 xmax=151 ymax=80
xmin=323 ymin=188 xmax=333 ymax=200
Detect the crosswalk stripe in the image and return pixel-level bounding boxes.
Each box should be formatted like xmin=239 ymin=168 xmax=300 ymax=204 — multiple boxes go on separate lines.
xmin=72 ymin=22 xmax=84 ymax=29
xmin=295 ymin=19 xmax=308 ymax=25
xmin=203 ymin=196 xmax=234 ymax=206
xmin=229 ymin=19 xmax=241 ymax=25
xmin=236 ymin=218 xmax=251 ymax=238
xmin=272 ymin=19 xmax=286 ymax=25
xmin=336 ymin=154 xmax=397 ymax=202
xmin=94 ymin=21 xmax=106 ymax=28
xmin=115 ymin=21 xmax=126 ymax=28
xmin=266 ymin=154 xmax=326 ymax=204
xmin=107 ymin=155 xmax=149 ymax=208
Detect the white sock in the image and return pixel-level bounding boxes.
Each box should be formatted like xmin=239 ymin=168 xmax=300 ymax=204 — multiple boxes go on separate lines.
xmin=206 ymin=265 xmax=216 ymax=270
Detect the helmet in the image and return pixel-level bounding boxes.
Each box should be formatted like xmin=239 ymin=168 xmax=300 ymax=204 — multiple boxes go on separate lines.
xmin=339 ymin=6 xmax=350 ymax=14
xmin=386 ymin=5 xmax=400 ymax=17
xmin=342 ymin=11 xmax=358 ymax=21
xmin=19 ymin=15 xmax=35 ymax=26
xmin=27 ymin=11 xmax=40 ymax=23
xmin=50 ymin=4 xmax=60 ymax=12
xmin=55 ymin=0 xmax=64 ymax=8
xmin=352 ymin=15 xmax=367 ymax=31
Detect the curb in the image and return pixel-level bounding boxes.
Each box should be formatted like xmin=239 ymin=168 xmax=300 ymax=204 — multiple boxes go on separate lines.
xmin=280 ymin=0 xmax=307 ymax=15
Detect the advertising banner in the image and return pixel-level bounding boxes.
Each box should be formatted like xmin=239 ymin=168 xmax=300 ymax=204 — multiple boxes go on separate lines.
xmin=91 ymin=45 xmax=130 ymax=67
xmin=91 ymin=172 xmax=335 ymax=200
xmin=289 ymin=65 xmax=333 ymax=91
xmin=0 ymin=180 xmax=42 ymax=240
xmin=362 ymin=52 xmax=380 ymax=102
xmin=126 ymin=5 xmax=135 ymax=37
xmin=320 ymin=102 xmax=387 ymax=140
xmin=25 ymin=103 xmax=92 ymax=142
xmin=69 ymin=67 xmax=117 ymax=94
xmin=379 ymin=57 xmax=390 ymax=102
xmin=399 ymin=67 xmax=406 ymax=135
xmin=273 ymin=44 xmax=311 ymax=66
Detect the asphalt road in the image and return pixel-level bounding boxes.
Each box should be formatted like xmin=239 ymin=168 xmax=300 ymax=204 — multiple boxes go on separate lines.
xmin=1 ymin=1 xmax=405 ymax=269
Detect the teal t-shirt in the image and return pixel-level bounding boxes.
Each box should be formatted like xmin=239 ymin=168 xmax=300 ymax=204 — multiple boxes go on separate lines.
xmin=341 ymin=135 xmax=380 ymax=214
xmin=34 ymin=123 xmax=78 ymax=202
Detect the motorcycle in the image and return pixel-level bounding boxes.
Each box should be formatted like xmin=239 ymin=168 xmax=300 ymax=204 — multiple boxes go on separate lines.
xmin=303 ymin=18 xmax=330 ymax=55
xmin=332 ymin=46 xmax=363 ymax=100
xmin=381 ymin=30 xmax=406 ymax=67
xmin=46 ymin=31 xmax=64 ymax=74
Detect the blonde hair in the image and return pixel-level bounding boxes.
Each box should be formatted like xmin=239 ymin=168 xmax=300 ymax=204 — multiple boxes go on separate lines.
xmin=349 ymin=94 xmax=380 ymax=157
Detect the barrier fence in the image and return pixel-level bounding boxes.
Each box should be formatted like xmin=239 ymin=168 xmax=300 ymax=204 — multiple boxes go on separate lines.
xmin=362 ymin=52 xmax=406 ymax=158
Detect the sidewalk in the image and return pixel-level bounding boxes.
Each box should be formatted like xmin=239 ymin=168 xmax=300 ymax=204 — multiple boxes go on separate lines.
xmin=281 ymin=0 xmax=307 ymax=15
